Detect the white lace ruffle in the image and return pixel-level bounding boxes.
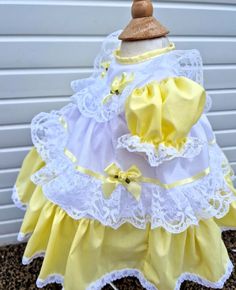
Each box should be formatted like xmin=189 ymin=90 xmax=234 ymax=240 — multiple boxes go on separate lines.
xmin=204 ymin=93 xmax=213 ymax=113
xmin=88 ymin=261 xmax=234 ymax=290
xmin=221 ymin=227 xmax=236 ymax=232
xmin=37 ymin=274 xmax=64 ymax=289
xmin=71 ymin=30 xmax=122 ymax=94
xmin=19 ymin=250 xmax=234 ymax=290
xmin=17 ymin=232 xmax=31 ymax=242
xmin=22 ymin=251 xmax=45 ymax=265
xmin=70 ymin=31 xmax=205 ymax=123
xmin=11 ymin=185 xmax=27 ymax=211
xmin=117 ymin=134 xmax=205 ymax=167
xmin=29 ymin=104 xmax=236 ymax=233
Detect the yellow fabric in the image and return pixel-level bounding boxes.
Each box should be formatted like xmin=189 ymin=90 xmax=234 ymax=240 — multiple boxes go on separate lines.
xmin=114 ymin=42 xmax=175 ymax=65
xmin=125 ymin=76 xmax=206 ymax=149
xmin=64 ymin=148 xmax=211 ymax=190
xmin=15 ymin=148 xmax=236 ymax=290
xmin=103 ymin=163 xmax=142 ymax=201
xmin=100 ymin=61 xmax=111 ymax=78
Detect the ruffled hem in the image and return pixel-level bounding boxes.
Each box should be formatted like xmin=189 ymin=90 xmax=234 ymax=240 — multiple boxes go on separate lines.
xmin=17 ymin=250 xmax=234 ymax=290
xmin=12 ymin=181 xmax=236 ymax=290
xmin=18 ymin=265 xmax=235 ymax=290
xmin=88 ymin=264 xmax=234 ymax=290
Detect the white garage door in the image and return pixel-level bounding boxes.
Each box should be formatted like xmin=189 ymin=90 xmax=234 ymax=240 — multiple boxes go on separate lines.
xmin=0 ymin=0 xmax=236 ymax=245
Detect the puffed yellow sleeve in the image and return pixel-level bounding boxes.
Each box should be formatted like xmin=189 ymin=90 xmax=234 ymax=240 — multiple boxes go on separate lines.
xmin=125 ymin=76 xmax=206 ymax=149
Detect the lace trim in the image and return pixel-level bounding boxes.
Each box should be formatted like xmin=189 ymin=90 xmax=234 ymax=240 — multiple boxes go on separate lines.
xmin=174 ymin=260 xmax=233 ymax=290
xmin=221 ymin=226 xmax=236 ymax=232
xmin=11 ymin=185 xmax=27 ymax=211
xmin=22 ymin=251 xmax=46 ymax=265
xmin=17 ymin=232 xmax=31 ymax=242
xmin=71 ymin=30 xmax=122 ymax=93
xmin=204 ymin=93 xmax=213 ymax=113
xmin=88 ymin=261 xmax=234 ymax=290
xmin=20 ymin=250 xmax=234 ymax=290
xmin=37 ymin=274 xmax=64 ymax=289
xmin=117 ymin=135 xmax=205 ymax=167
xmin=71 ymin=31 xmax=204 ymax=123
xmin=30 ymin=105 xmax=236 ymax=233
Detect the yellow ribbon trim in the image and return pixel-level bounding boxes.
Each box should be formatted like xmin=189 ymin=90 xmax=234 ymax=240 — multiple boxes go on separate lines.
xmin=103 ymin=163 xmax=142 ymax=201
xmin=59 ymin=116 xmax=68 ymax=131
xmin=100 ymin=61 xmax=111 ymax=78
xmin=102 ymin=72 xmax=135 ymax=104
xmin=114 ymin=42 xmax=175 ymax=65
xmin=64 ymin=148 xmax=210 ymax=191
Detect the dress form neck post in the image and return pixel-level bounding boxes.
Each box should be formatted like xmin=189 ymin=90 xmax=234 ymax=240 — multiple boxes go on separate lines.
xmin=119 ymin=37 xmax=170 ymax=58
xmin=119 ymin=0 xmax=170 ymax=57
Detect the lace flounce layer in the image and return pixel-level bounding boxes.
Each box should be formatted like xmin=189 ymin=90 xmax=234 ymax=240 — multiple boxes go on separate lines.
xmin=117 ymin=134 xmax=205 ymax=167
xmin=12 ymin=182 xmax=235 ymax=290
xmin=30 ymin=104 xmax=236 ymax=233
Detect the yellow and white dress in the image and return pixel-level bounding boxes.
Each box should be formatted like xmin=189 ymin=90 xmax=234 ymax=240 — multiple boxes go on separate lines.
xmin=12 ymin=30 xmax=236 ymax=290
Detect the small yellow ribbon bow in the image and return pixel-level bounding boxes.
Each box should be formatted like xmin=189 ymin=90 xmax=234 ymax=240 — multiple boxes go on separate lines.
xmin=102 ymin=163 xmax=142 ymax=201
xmin=100 ymin=61 xmax=111 ymax=78
xmin=102 ymin=72 xmax=135 ymax=104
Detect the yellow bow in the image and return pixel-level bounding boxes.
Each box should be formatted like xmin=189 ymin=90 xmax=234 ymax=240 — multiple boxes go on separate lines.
xmin=102 ymin=163 xmax=142 ymax=201
xmin=100 ymin=61 xmax=111 ymax=78
xmin=102 ymin=72 xmax=135 ymax=104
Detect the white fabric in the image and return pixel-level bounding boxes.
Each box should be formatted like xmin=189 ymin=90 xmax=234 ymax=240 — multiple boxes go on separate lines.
xmin=12 ymin=185 xmax=27 ymax=211
xmin=71 ymin=31 xmax=205 ymax=123
xmin=24 ymin=30 xmax=236 ymax=233
xmin=117 ymin=135 xmax=205 ymax=167
xmin=30 ymin=103 xmax=236 ymax=233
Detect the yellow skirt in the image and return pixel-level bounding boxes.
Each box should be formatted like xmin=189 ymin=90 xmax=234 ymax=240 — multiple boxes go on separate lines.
xmin=13 ymin=148 xmax=236 ymax=290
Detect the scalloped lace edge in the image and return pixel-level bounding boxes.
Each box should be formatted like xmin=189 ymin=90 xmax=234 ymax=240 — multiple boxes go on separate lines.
xmin=29 ymin=99 xmax=236 ymax=233
xmin=117 ymin=135 xmax=205 ymax=167
xmin=37 ymin=274 xmax=64 ymax=289
xmin=11 ymin=185 xmax=27 ymax=211
xmin=12 ymin=184 xmax=236 ymax=240
xmin=221 ymin=226 xmax=236 ymax=232
xmin=20 ymin=251 xmax=233 ymax=290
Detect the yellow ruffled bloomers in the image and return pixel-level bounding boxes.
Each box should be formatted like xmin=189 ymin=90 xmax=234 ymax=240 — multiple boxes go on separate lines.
xmin=15 ymin=148 xmax=236 ymax=290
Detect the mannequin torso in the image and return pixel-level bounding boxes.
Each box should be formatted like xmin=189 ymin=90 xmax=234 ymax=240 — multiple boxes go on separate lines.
xmin=119 ymin=37 xmax=170 ymax=57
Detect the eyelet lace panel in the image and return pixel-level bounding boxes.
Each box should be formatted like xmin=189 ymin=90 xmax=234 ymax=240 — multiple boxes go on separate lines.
xmin=19 ymin=252 xmax=234 ymax=290
xmin=70 ymin=30 xmax=205 ymax=123
xmin=29 ymin=105 xmax=236 ymax=233
xmin=117 ymin=135 xmax=205 ymax=167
